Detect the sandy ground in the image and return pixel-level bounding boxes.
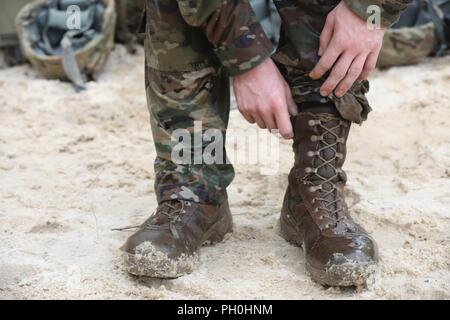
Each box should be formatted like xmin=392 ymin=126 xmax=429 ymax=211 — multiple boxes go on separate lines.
xmin=0 ymin=46 xmax=449 ymax=299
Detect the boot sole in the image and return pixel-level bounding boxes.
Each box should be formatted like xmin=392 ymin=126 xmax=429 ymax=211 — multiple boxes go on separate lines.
xmin=306 ymin=260 xmax=376 ymax=288
xmin=124 ymin=208 xmax=233 ymax=279
xmin=279 ymin=213 xmax=376 ymax=288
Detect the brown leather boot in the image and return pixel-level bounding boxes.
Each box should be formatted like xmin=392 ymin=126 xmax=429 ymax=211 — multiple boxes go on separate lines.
xmin=122 ymin=197 xmax=232 ymax=278
xmin=280 ymin=109 xmax=378 ymax=287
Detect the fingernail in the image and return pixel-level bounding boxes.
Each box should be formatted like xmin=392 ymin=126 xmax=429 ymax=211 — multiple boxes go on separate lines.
xmin=318 ymin=48 xmax=323 ymax=56
xmin=320 ymin=90 xmax=327 ymax=96
xmin=336 ymin=90 xmax=344 ymax=97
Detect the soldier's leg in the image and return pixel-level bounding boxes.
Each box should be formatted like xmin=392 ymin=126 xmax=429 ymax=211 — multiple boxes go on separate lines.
xmin=121 ymin=0 xmax=235 ymax=278
xmin=274 ymin=0 xmax=378 ymax=287
xmin=147 ymin=63 xmax=234 ymax=206
xmin=122 ymin=61 xmax=234 ymax=278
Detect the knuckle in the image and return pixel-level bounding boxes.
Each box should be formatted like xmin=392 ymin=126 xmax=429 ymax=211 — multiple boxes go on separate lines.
xmin=326 ymin=12 xmax=335 ymax=22
xmin=273 ymin=100 xmax=284 ymax=110
xmin=331 ymin=69 xmax=345 ymax=80
xmin=320 ymin=61 xmax=332 ymax=71
xmin=238 ymin=105 xmax=247 ymax=113
xmin=321 ymin=84 xmax=332 ymax=92
xmin=247 ymin=107 xmax=258 ymax=115
xmin=242 ymin=105 xmax=252 ymax=112
xmin=347 ymin=69 xmax=360 ymax=78
xmin=270 ymin=95 xmax=284 ymax=107
xmin=363 ymin=66 xmax=372 ymax=75
xmin=335 ymin=38 xmax=347 ymax=49
xmin=339 ymin=82 xmax=351 ymax=91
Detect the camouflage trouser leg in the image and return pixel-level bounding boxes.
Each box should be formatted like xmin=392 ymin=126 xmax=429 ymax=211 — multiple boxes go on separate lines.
xmin=145 ymin=59 xmax=234 ymax=205
xmin=273 ymin=0 xmax=371 ymax=124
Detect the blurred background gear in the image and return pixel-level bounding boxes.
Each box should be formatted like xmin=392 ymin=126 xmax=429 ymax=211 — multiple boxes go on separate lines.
xmin=0 ymin=0 xmax=33 ymax=66
xmin=16 ymin=0 xmax=117 ymax=91
xmin=115 ymin=0 xmax=145 ymax=53
xmin=378 ymin=0 xmax=450 ymax=68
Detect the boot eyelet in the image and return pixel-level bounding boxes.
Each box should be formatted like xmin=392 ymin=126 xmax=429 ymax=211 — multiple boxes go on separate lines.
xmin=305 ymin=167 xmax=312 ymax=173
xmin=307 ymin=151 xmax=314 ymax=157
xmin=308 ymin=120 xmax=316 ymax=126
xmin=310 ymin=135 xmax=317 ymax=142
xmin=309 ymin=186 xmax=316 ymax=192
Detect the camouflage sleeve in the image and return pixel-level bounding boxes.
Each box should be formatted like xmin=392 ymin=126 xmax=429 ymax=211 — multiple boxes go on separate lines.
xmin=176 ymin=0 xmax=274 ymax=76
xmin=344 ymin=0 xmax=413 ymax=28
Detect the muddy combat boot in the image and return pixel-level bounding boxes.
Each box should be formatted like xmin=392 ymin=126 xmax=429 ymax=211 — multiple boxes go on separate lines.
xmin=122 ymin=197 xmax=232 ymax=278
xmin=280 ymin=106 xmax=378 ymax=287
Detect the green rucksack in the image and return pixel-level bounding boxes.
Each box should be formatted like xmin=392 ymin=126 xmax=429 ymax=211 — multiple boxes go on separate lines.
xmin=378 ymin=0 xmax=450 ymax=68
xmin=16 ymin=0 xmax=117 ymax=91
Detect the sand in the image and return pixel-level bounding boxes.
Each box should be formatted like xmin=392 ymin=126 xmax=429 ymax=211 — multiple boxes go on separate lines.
xmin=0 ymin=45 xmax=449 ymax=299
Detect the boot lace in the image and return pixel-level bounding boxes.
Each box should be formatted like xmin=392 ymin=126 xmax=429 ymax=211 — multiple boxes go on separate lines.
xmin=304 ymin=118 xmax=348 ymax=229
xmin=144 ymin=200 xmax=189 ymax=239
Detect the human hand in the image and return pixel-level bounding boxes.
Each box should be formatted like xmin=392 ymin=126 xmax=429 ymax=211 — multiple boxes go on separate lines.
xmin=232 ymin=58 xmax=297 ymax=139
xmin=310 ymin=1 xmax=385 ymax=98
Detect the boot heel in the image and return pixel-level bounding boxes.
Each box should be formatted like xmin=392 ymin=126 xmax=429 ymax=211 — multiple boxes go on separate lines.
xmin=279 ymin=213 xmax=302 ymax=247
xmin=205 ymin=210 xmax=233 ymax=244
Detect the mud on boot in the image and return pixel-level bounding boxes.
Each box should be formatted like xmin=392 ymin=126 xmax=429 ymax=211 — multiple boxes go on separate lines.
xmin=121 ymin=197 xmax=233 ymax=278
xmin=280 ymin=108 xmax=378 ymax=287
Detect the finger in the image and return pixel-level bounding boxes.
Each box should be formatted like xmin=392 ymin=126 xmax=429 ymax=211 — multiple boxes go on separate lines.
xmin=319 ymin=14 xmax=334 ymax=56
xmin=358 ymin=51 xmax=379 ymax=80
xmin=320 ymin=51 xmax=354 ymax=96
xmin=261 ymin=110 xmax=277 ymax=131
xmin=253 ymin=114 xmax=266 ymax=129
xmin=285 ymin=86 xmax=298 ymax=116
xmin=335 ymin=54 xmax=366 ymax=97
xmin=275 ymin=105 xmax=294 ymax=139
xmin=310 ymin=39 xmax=342 ymax=80
xmin=240 ymin=110 xmax=256 ymax=124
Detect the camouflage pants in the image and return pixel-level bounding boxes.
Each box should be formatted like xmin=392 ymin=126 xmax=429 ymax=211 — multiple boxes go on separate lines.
xmin=146 ymin=0 xmax=371 ymax=205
